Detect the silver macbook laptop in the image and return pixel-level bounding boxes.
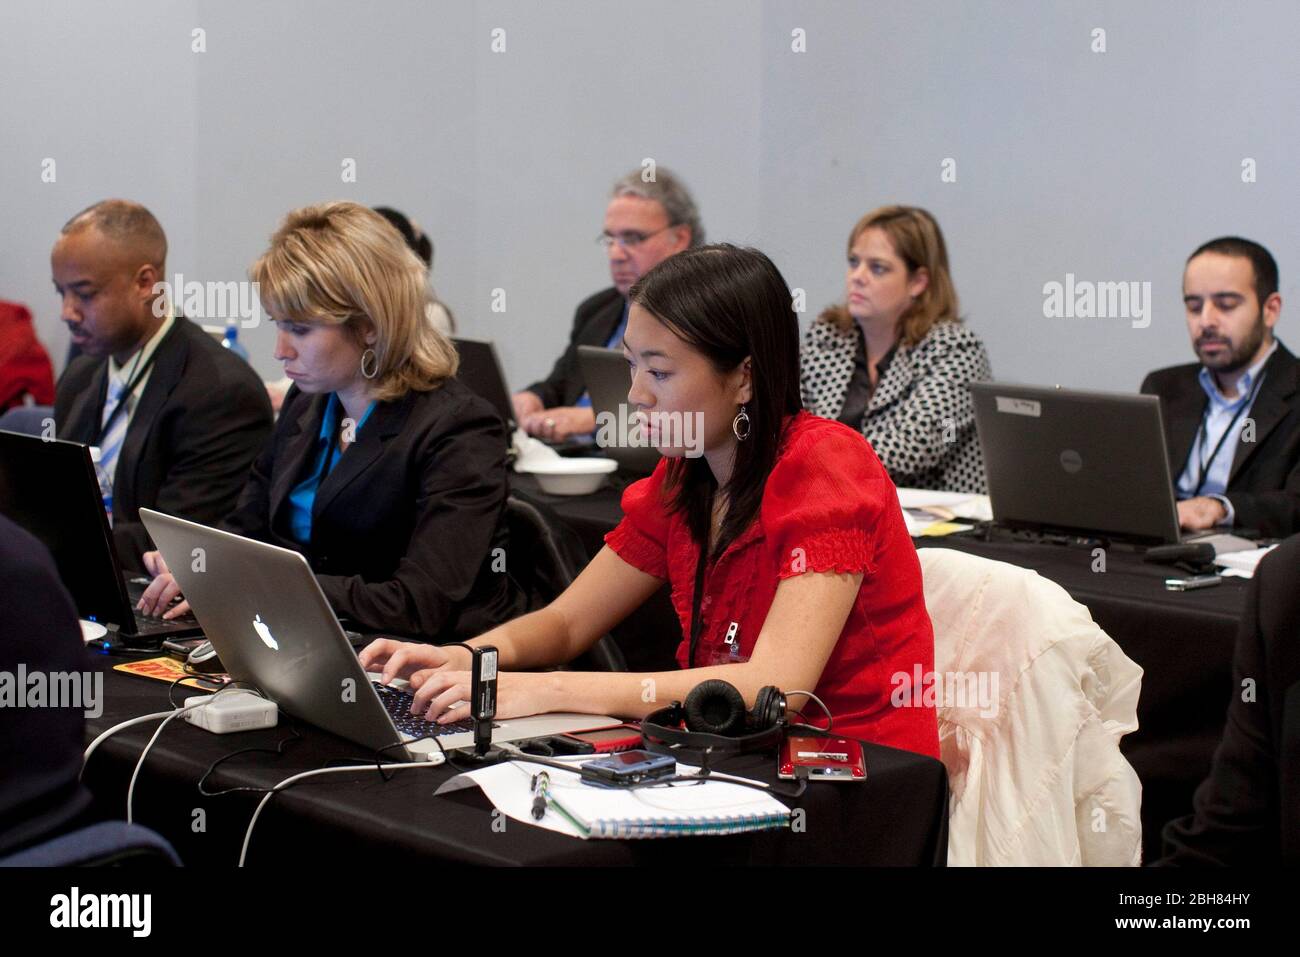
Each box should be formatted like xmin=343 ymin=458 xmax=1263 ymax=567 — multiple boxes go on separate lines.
xmin=139 ymin=509 xmax=618 ymax=760
xmin=970 ymin=382 xmax=1183 ymax=544
xmin=577 ymin=345 xmax=660 ymax=475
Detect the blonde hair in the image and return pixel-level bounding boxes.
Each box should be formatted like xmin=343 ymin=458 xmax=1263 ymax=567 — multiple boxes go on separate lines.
xmin=251 ymin=201 xmax=458 ymax=401
xmin=820 ymin=205 xmax=960 ymax=347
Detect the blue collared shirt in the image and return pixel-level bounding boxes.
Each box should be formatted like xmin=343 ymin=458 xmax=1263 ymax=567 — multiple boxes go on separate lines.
xmin=288 ymin=393 xmax=377 ymax=545
xmin=1175 ymin=342 xmax=1276 ymax=525
xmin=574 ymin=300 xmax=630 ymax=411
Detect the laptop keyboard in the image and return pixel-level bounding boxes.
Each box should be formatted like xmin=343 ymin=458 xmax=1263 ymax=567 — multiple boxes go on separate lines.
xmin=133 ymin=605 xmax=199 ymax=627
xmin=125 ymin=577 xmax=199 ymax=632
xmin=371 ymin=681 xmax=480 ymax=739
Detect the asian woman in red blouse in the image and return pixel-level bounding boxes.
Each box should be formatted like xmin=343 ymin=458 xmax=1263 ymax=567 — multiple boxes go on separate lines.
xmin=361 ymin=244 xmax=940 ymax=759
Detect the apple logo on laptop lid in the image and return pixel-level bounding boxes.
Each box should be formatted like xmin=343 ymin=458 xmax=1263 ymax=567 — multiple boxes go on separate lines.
xmin=252 ymin=614 xmax=279 ymax=651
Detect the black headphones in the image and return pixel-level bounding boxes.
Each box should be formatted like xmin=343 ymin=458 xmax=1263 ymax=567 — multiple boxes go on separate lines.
xmin=641 ymin=680 xmax=788 ymax=766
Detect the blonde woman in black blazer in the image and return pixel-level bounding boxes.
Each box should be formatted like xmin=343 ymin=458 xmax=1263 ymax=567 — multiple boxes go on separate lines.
xmin=136 ymin=202 xmax=524 ymax=640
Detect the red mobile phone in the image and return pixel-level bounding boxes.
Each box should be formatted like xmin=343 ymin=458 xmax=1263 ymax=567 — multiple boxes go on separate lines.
xmin=556 ymin=723 xmax=643 ymax=753
xmin=778 ymin=736 xmax=867 ymax=781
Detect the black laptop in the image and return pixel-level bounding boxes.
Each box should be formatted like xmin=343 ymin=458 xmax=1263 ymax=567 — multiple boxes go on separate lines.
xmin=454 ymin=335 xmax=599 ymax=454
xmin=452 ymin=336 xmax=517 ymax=432
xmin=0 ymin=429 xmax=202 ymax=643
xmin=969 ymin=382 xmax=1183 ymax=545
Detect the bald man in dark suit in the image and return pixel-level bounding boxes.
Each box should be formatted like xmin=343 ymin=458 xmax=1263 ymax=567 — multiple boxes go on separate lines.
xmin=52 ymin=200 xmax=272 ymax=569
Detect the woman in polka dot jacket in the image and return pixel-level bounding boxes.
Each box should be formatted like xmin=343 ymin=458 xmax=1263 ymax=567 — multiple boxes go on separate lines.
xmin=801 ymin=205 xmax=992 ymax=493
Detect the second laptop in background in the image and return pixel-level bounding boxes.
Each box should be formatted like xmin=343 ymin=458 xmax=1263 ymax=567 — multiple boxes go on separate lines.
xmin=577 ymin=345 xmax=659 ymax=475
xmin=0 ymin=429 xmax=201 ymax=643
xmin=970 ymin=382 xmax=1184 ymax=545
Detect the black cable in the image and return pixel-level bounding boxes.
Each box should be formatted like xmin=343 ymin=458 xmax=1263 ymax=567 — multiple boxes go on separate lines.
xmin=166 ymin=674 xmax=259 ymax=710
xmin=196 ymin=722 xmax=304 ymax=798
xmin=362 ymin=733 xmax=449 ymax=779
xmin=199 ymin=723 xmax=455 ymax=798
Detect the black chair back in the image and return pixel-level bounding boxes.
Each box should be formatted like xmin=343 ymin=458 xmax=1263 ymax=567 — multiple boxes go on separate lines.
xmin=504 ymin=490 xmax=628 ymax=673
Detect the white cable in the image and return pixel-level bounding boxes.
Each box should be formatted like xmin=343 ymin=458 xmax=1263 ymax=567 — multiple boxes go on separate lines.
xmin=82 ymin=710 xmax=182 ymax=774
xmin=787 ymin=689 xmax=834 ymax=731
xmin=125 ymin=709 xmax=192 ymax=824
xmin=239 ymin=761 xmax=443 ymax=867
xmin=126 ymin=686 xmax=260 ymax=823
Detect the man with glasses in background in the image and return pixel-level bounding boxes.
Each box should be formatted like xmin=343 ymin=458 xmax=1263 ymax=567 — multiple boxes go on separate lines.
xmin=512 ymin=168 xmax=703 ymax=442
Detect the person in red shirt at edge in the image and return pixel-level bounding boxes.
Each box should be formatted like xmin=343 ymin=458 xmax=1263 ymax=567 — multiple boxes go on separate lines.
xmin=361 ymin=243 xmax=940 ymax=759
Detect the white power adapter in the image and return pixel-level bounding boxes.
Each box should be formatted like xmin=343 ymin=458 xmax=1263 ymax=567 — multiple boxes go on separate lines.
xmin=183 ymin=691 xmax=278 ymax=734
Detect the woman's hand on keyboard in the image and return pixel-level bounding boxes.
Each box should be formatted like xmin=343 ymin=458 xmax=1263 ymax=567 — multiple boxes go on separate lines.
xmin=136 ymin=550 xmax=192 ymax=620
xmin=360 ymin=638 xmax=472 ymax=685
xmin=408 ymin=670 xmax=553 ymax=725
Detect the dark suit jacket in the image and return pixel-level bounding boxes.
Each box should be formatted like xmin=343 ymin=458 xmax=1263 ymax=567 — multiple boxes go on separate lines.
xmin=0 ymin=515 xmax=93 ymax=856
xmin=524 ymin=287 xmax=626 ymax=408
xmin=1156 ymin=533 xmax=1300 ymax=865
xmin=222 ymin=379 xmax=526 ymax=640
xmin=1141 ymin=341 xmax=1300 ymax=537
xmin=54 ymin=316 xmax=273 ymax=570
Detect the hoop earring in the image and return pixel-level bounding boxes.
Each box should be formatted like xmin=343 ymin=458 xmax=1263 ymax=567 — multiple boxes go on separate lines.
xmin=360 ymin=348 xmax=379 ymax=380
xmin=732 ymin=404 xmax=751 ymax=442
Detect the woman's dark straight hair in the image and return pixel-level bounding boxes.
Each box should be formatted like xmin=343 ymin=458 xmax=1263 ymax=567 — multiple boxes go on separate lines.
xmin=628 ymin=244 xmax=803 ymax=560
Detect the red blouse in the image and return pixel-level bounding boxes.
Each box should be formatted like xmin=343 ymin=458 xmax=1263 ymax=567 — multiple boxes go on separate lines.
xmin=605 ymin=410 xmax=940 ymax=759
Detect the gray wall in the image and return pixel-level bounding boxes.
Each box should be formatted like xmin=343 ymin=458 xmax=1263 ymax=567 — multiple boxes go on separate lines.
xmin=3 ymin=0 xmax=1297 ymax=392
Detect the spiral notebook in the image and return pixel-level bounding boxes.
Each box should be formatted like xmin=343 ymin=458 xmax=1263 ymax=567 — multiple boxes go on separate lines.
xmin=442 ymin=756 xmax=791 ymax=839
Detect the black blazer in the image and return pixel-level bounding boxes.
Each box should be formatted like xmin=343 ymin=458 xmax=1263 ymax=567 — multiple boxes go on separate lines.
xmin=1140 ymin=341 xmax=1300 ymax=537
xmin=0 ymin=516 xmax=93 ymax=856
xmin=524 ymin=287 xmax=626 ymax=408
xmin=54 ymin=316 xmax=274 ymax=570
xmin=223 ymin=379 xmax=526 ymax=640
xmin=1156 ymin=533 xmax=1300 ymax=865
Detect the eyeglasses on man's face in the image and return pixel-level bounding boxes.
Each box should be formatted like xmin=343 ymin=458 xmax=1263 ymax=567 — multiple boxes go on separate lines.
xmin=596 ymin=224 xmax=677 ymax=250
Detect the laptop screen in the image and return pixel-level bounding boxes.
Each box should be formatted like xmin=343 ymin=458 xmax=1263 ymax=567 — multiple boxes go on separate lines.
xmin=970 ymin=383 xmax=1181 ymax=544
xmin=0 ymin=429 xmax=134 ymax=623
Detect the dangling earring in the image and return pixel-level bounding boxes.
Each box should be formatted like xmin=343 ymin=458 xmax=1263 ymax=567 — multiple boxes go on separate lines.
xmin=732 ymin=403 xmax=751 ymax=441
xmin=360 ymin=347 xmax=379 ymax=380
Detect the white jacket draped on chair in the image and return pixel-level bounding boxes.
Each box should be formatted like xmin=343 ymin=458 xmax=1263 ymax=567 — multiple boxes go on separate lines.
xmin=917 ymin=547 xmax=1144 ymax=865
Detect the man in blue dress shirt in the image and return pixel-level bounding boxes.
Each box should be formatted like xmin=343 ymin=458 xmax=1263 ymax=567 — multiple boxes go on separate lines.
xmin=1142 ymin=237 xmax=1300 ymax=537
xmin=511 ymin=168 xmax=703 ymax=442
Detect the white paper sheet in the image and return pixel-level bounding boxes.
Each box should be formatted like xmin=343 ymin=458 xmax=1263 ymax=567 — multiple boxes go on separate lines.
xmin=1213 ymin=545 xmax=1278 ymax=579
xmin=435 ymin=754 xmax=788 ymax=839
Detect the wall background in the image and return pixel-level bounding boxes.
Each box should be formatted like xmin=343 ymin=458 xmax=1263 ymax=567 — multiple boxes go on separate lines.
xmin=3 ymin=0 xmax=1296 ymax=391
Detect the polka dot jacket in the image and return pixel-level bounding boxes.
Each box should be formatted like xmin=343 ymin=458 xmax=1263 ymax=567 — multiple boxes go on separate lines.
xmin=800 ymin=317 xmax=993 ymax=493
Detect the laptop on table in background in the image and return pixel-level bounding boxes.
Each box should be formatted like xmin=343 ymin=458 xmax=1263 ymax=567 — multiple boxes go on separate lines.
xmin=969 ymin=382 xmax=1252 ymax=549
xmin=453 ymin=335 xmax=599 ymax=454
xmin=576 ymin=345 xmax=660 ymax=476
xmin=139 ymin=508 xmax=619 ymax=760
xmin=0 ymin=429 xmax=201 ymax=643
xmin=452 ymin=336 xmax=517 ymax=433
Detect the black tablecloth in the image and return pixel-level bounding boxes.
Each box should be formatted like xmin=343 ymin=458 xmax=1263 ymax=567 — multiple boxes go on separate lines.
xmin=83 ymin=667 xmax=948 ymax=866
xmin=511 ymin=472 xmax=629 ymax=559
xmin=914 ymin=533 xmax=1243 ymax=861
xmin=912 ymin=533 xmax=1244 ymax=737
xmin=508 ymin=473 xmax=1247 ymax=861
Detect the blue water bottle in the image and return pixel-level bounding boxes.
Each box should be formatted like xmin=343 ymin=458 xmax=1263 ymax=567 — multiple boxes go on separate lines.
xmin=222 ymin=320 xmax=250 ymax=361
xmin=90 ymin=446 xmax=114 ymax=526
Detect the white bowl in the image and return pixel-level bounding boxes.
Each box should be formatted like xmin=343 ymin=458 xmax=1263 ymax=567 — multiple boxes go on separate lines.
xmin=521 ymin=456 xmax=618 ymax=495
